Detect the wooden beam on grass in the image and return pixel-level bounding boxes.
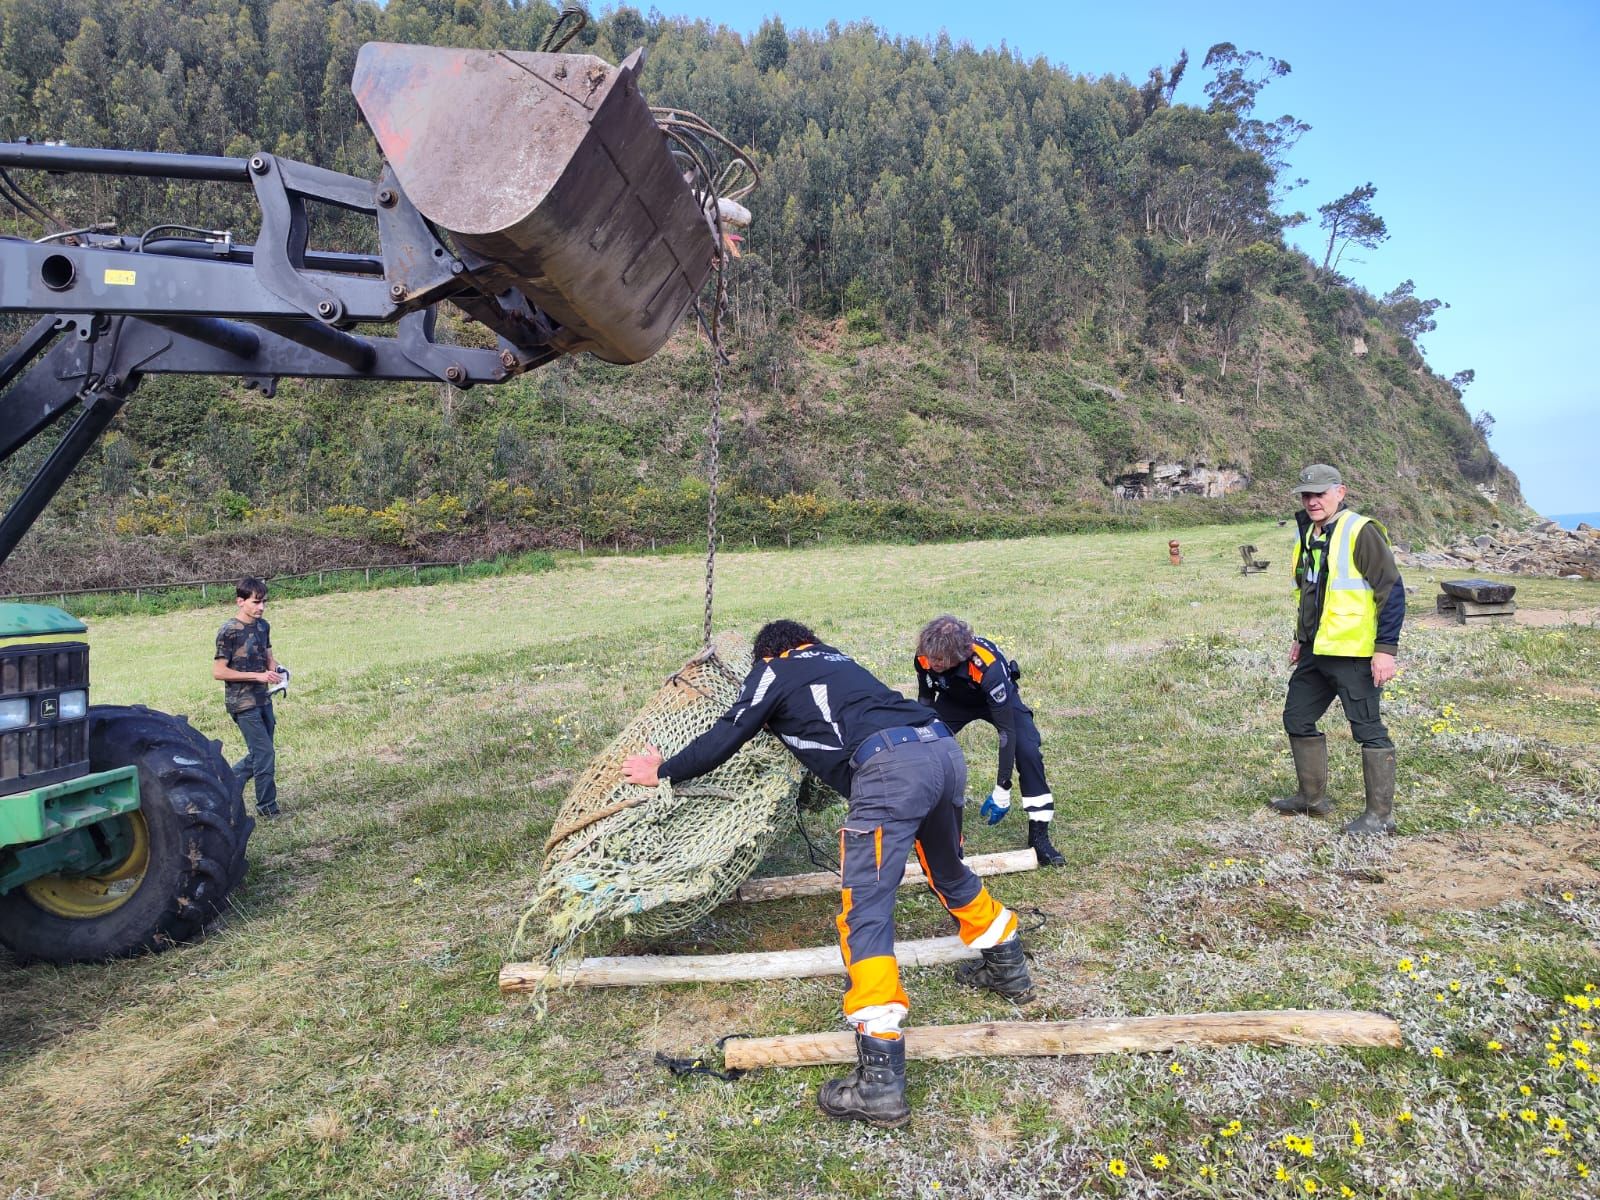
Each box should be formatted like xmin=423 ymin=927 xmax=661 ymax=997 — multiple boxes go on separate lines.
xmin=721 ymin=1010 xmax=1404 ymax=1069
xmin=499 ymin=934 xmax=978 ymax=993
xmin=735 ymin=847 xmax=1038 ymax=903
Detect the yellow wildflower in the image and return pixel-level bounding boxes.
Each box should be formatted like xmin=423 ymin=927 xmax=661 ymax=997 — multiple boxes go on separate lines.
xmin=1571 ymin=1039 xmax=1591 ymax=1055
xmin=1350 ymin=1119 xmax=1365 ymax=1147
xmin=1577 ymin=1163 xmax=1590 ymax=1179
xmin=1397 ymin=958 xmax=1414 ymax=973
xmin=1397 ymin=1111 xmax=1414 ymax=1123
xmin=1150 ymin=1154 xmax=1170 ymax=1170
xmin=1304 ymin=1179 xmax=1320 ymax=1195
xmin=1170 ymin=1062 xmax=1185 ymax=1075
xmin=1276 ymin=1165 xmax=1291 ymax=1182
xmin=1449 ymin=980 xmax=1462 ymax=992
xmin=1521 ymin=1109 xmax=1538 ymax=1123
xmin=1549 ymin=1116 xmax=1568 ymax=1132
xmin=1431 ymin=1046 xmax=1446 ymax=1059
xmin=1488 ymin=1040 xmax=1503 ymax=1051
xmin=1220 ymin=1119 xmax=1242 ymax=1137
xmin=1549 ymin=1054 xmax=1567 ymax=1069
xmin=1106 ymin=1159 xmax=1128 ymax=1178
xmin=1542 ymin=1146 xmax=1562 ymax=1158
xmin=1198 ymin=1165 xmax=1216 ymax=1179
xmin=1521 ymin=1085 xmax=1533 ymax=1096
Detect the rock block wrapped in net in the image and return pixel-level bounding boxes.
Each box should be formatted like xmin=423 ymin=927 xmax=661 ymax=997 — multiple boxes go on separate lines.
xmin=516 ymin=631 xmax=805 ymax=975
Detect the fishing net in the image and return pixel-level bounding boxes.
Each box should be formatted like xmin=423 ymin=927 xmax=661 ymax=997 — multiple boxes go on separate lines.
xmin=515 ymin=631 xmax=809 ymax=979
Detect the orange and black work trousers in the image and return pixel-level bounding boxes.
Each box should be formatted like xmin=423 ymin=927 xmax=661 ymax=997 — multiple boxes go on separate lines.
xmin=836 ymin=735 xmax=1019 ymax=1020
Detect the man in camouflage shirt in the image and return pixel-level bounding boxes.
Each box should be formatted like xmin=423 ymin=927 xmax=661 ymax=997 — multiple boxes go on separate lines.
xmin=213 ymin=576 xmax=284 ymax=817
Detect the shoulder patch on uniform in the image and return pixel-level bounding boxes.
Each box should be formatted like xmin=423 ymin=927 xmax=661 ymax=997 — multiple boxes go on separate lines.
xmin=989 ymin=682 xmax=1008 ymax=704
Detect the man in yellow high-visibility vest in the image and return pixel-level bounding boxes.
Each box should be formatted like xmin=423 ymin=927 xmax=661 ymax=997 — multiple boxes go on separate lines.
xmin=1271 ymin=464 xmax=1404 ymax=835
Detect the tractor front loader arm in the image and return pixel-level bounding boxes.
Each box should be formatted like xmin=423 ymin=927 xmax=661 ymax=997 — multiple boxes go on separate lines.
xmin=0 ymin=40 xmax=757 ymax=570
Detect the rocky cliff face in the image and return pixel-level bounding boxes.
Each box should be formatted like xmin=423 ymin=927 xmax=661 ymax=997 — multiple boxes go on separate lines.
xmin=1111 ymin=461 xmax=1250 ymax=501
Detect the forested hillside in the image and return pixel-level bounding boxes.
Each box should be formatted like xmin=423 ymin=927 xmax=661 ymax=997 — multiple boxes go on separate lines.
xmin=0 ymin=0 xmax=1518 ymax=590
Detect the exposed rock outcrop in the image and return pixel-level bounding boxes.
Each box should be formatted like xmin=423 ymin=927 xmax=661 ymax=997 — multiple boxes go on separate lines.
xmin=1111 ymin=461 xmax=1249 ymax=500
xmin=1398 ymin=521 xmax=1600 ymax=580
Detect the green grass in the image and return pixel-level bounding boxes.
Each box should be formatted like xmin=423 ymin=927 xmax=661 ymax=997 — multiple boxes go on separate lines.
xmin=2 ymin=520 xmax=1597 ymax=1198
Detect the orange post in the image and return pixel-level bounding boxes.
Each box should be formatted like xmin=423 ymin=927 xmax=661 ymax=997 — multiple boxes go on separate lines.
xmin=1168 ymin=539 xmax=1182 ymax=566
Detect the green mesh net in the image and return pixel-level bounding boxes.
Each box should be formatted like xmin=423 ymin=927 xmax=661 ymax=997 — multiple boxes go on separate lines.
xmin=515 ymin=632 xmax=811 ymax=983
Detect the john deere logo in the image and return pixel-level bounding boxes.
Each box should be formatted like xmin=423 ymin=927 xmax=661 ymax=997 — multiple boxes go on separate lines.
xmin=39 ymin=697 xmax=57 ymax=719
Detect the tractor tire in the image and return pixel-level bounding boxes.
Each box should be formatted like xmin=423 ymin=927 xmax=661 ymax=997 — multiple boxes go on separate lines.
xmin=0 ymin=705 xmax=254 ymax=964
xmin=163 ymin=707 xmax=254 ymax=890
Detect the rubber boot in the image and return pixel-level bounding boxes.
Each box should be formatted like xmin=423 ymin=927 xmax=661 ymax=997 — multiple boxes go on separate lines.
xmin=1270 ymin=735 xmax=1332 ymax=816
xmin=816 ymin=1032 xmax=910 ymax=1128
xmin=1027 ymin=819 xmax=1066 ymax=867
xmin=1342 ymin=747 xmax=1397 ymax=835
xmin=955 ymin=936 xmax=1036 ymax=1002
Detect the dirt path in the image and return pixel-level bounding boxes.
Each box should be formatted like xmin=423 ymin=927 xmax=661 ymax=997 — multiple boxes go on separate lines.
xmin=1415 ymin=605 xmax=1600 ymax=631
xmin=1339 ymin=821 xmax=1600 ymax=913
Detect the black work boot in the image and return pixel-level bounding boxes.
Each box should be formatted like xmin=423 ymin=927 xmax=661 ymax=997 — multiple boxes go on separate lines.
xmin=817 ymin=1032 xmax=910 ymax=1128
xmin=257 ymin=800 xmax=282 ymax=819
xmin=1343 ymin=747 xmax=1397 ymax=835
xmin=955 ymin=936 xmax=1036 ymax=1002
xmin=1027 ymin=819 xmax=1066 ymax=867
xmin=1270 ymin=735 xmax=1332 ymax=816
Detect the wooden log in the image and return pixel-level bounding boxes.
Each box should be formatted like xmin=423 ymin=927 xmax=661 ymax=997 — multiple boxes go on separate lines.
xmin=500 ymin=934 xmax=977 ymax=993
xmin=1441 ymin=578 xmax=1517 ymax=604
xmin=1460 ymin=612 xmax=1517 ymax=627
xmin=735 ymin=848 xmax=1038 ymax=903
xmin=721 ymin=1010 xmax=1403 ymax=1069
xmin=1457 ymin=598 xmax=1517 ymax=617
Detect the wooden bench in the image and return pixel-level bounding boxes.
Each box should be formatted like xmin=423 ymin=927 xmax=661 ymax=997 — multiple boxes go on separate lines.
xmin=1438 ymin=578 xmax=1517 ymax=625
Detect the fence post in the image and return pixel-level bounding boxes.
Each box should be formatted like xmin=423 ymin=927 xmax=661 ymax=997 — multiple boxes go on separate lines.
xmin=412 ymin=565 xmax=418 ymax=582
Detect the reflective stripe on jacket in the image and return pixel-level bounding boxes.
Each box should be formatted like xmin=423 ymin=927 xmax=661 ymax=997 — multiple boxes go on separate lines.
xmin=1293 ymin=509 xmax=1380 ymax=657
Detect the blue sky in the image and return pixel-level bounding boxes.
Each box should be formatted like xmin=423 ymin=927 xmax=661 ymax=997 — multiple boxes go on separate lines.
xmin=655 ymin=0 xmax=1600 ymax=516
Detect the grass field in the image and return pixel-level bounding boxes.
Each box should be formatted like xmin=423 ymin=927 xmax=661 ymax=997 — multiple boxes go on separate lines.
xmin=2 ymin=520 xmax=1598 ymax=1199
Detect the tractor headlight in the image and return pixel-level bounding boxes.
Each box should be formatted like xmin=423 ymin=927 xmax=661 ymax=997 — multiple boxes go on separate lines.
xmin=0 ymin=698 xmax=29 ymax=731
xmin=57 ymin=689 xmax=87 ymax=720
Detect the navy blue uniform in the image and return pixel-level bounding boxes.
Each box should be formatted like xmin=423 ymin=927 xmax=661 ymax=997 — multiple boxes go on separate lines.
xmin=659 ymin=641 xmax=1018 ymax=1025
xmin=915 ymin=636 xmax=1052 ymax=805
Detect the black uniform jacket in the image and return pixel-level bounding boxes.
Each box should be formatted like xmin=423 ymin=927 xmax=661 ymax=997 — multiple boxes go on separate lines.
xmin=660 ymin=642 xmax=936 ymax=796
xmin=915 ymin=636 xmax=1021 ymax=789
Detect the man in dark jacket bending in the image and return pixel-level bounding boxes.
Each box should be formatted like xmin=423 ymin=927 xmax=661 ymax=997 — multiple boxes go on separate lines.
xmin=623 ymin=619 xmax=1034 ymax=1128
xmin=914 ymin=614 xmax=1066 ymax=866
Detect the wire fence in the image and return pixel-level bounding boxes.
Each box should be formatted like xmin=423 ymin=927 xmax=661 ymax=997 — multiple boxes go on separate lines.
xmin=0 ymin=560 xmax=472 ymax=606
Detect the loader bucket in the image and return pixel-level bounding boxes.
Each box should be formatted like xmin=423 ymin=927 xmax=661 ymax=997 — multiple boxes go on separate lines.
xmin=352 ymin=41 xmax=716 ymax=365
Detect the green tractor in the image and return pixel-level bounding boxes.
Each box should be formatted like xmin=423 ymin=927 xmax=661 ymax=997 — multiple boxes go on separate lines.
xmin=0 ymin=38 xmax=750 ymax=962
xmin=0 ymin=604 xmax=249 ymax=961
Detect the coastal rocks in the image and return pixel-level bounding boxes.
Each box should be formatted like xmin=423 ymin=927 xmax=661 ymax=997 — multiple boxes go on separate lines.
xmin=1399 ymin=521 xmax=1600 ymax=581
xmin=1111 ymin=461 xmax=1249 ymax=500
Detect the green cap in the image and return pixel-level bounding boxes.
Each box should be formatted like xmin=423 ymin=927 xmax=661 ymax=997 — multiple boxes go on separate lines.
xmin=1291 ymin=463 xmax=1343 ymax=494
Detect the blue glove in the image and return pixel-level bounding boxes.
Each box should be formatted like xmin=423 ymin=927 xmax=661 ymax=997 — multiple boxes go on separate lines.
xmin=979 ymin=786 xmax=1012 ymax=825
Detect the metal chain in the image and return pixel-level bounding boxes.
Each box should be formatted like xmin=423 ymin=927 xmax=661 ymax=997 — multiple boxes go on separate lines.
xmin=702 ymin=269 xmax=726 ymax=646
